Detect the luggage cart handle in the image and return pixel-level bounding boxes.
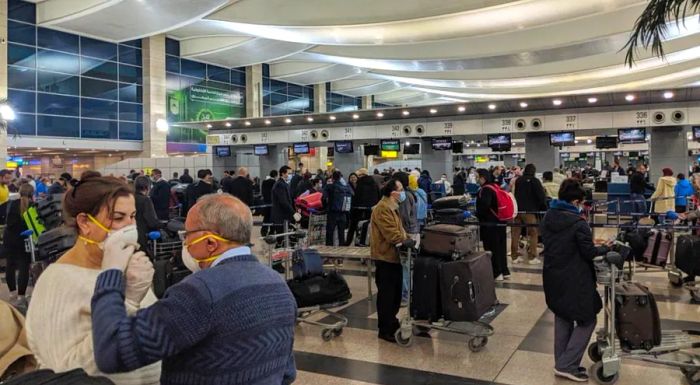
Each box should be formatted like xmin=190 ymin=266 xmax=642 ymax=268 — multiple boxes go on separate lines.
xmin=148 ymin=231 xmax=162 ymax=241
xmin=20 ymin=229 xmax=34 ymax=238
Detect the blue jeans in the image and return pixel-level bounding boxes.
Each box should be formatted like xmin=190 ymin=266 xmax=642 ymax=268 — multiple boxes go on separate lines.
xmin=630 ymin=193 xmax=646 ymax=219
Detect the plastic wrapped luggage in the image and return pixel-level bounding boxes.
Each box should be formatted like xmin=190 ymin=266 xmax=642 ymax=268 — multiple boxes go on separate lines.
xmin=439 ymin=251 xmax=497 ymax=322
xmin=433 ymin=208 xmax=467 ymax=225
xmin=421 ymin=224 xmax=478 ymax=259
xmin=295 ymin=192 xmax=323 ymax=216
xmin=615 ymin=282 xmax=661 ymax=351
xmin=411 ymin=256 xmax=443 ymax=322
xmin=642 ymin=229 xmax=672 ymax=266
xmin=287 ymin=271 xmax=351 ymax=308
xmin=675 ymin=234 xmax=700 ymax=275
xmin=36 ymin=226 xmax=76 ymax=262
xmin=432 ymin=195 xmax=470 ymax=210
xmin=291 ymin=248 xmax=323 ymax=279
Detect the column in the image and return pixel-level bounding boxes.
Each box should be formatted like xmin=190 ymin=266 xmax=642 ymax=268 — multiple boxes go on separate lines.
xmin=334 ymin=149 xmax=365 ymax=175
xmin=313 ymin=83 xmax=326 ymax=113
xmin=525 ymin=133 xmax=559 ymax=172
xmin=245 ymin=64 xmax=263 ymax=118
xmin=421 ymin=139 xmax=452 ymax=180
xmin=361 ymin=95 xmax=372 ymax=110
xmin=259 ymin=145 xmax=289 ymax=176
xmin=649 ymin=126 xmax=688 ymax=182
xmin=141 ymin=34 xmax=167 ymax=158
xmin=0 ymin=0 xmax=8 ymax=166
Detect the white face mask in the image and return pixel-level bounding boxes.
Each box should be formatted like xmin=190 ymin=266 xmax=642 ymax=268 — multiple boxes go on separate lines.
xmin=81 ymin=215 xmax=139 ymax=251
xmin=181 ymin=246 xmax=201 ymax=273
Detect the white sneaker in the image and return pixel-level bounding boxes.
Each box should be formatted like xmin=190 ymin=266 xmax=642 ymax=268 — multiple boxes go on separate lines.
xmin=503 ymin=274 xmax=511 ymax=280
xmin=528 ymin=258 xmax=542 ymax=265
xmin=495 ymin=275 xmax=504 ymax=282
xmin=513 ymin=257 xmax=526 ymax=264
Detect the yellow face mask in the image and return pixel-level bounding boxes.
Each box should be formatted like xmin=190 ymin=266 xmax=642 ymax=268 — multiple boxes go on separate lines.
xmin=77 ymin=214 xmax=112 ymax=247
xmin=181 ymin=233 xmax=233 ymax=272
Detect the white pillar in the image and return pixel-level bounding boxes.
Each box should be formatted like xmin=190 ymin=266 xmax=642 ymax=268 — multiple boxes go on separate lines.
xmin=361 ymin=95 xmax=372 ymax=110
xmin=246 ymin=64 xmax=263 ymax=118
xmin=141 ymin=34 xmax=167 ymax=158
xmin=314 ymin=83 xmax=326 ymax=113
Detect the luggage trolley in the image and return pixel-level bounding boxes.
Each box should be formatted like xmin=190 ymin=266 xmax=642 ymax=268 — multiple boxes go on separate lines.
xmin=261 ymin=229 xmax=349 ymax=342
xmin=588 ymin=252 xmax=700 ymax=385
xmin=395 ymin=247 xmax=495 ymax=352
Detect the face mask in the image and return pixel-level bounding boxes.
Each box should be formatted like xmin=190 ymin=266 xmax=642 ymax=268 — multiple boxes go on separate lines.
xmin=180 ymin=233 xmax=229 ymax=272
xmin=398 ymin=191 xmax=407 ymax=203
xmin=79 ymin=214 xmax=138 ymax=250
xmin=286 ymin=174 xmax=292 ymax=182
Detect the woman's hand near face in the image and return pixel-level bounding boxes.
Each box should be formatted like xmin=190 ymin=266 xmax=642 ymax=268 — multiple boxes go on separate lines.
xmin=124 ymin=251 xmax=154 ymax=306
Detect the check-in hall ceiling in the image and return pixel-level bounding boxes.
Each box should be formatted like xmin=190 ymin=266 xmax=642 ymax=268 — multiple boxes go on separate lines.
xmin=28 ymin=0 xmax=700 ymax=107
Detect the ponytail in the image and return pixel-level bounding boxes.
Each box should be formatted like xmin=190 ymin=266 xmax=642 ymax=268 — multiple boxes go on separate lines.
xmin=18 ymin=183 xmax=34 ymax=214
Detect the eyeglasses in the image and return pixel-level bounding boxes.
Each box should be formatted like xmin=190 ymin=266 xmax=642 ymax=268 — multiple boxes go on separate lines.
xmin=178 ymin=229 xmax=207 ymax=242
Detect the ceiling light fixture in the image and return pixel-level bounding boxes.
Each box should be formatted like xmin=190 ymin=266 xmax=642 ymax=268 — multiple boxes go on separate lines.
xmin=429 ymin=108 xmax=438 ymax=114
xmin=206 ymin=124 xmax=212 ymax=129
xmin=402 ymin=110 xmax=410 ymax=116
xmin=552 ymin=99 xmax=562 ymax=106
xmin=285 ymin=118 xmax=292 ymax=124
xmin=0 ymin=104 xmax=16 ymax=121
xmin=587 ymin=97 xmax=598 ymax=104
xmin=264 ymin=119 xmax=271 ymax=125
xmin=488 ymin=104 xmax=496 ymax=110
xmin=625 ymin=94 xmax=635 ymax=102
xmin=329 ymin=115 xmax=336 ymax=121
xmin=663 ymin=91 xmax=674 ymax=99
xmin=376 ymin=112 xmax=384 ymax=118
xmin=520 ymin=102 xmax=528 ymax=108
xmin=244 ymin=121 xmax=251 ymax=126
xmin=352 ymin=114 xmax=359 ymax=119
xmin=574 ymin=140 xmax=579 ymax=144
xmin=587 ymin=139 xmax=593 ymax=144
xmin=307 ymin=117 xmax=314 ymax=122
xmin=225 ymin=122 xmax=232 ymax=127
xmin=458 ymin=106 xmax=466 ymax=112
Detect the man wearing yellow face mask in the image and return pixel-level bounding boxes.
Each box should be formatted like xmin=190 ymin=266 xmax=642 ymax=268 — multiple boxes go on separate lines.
xmin=90 ymin=193 xmax=298 ymax=385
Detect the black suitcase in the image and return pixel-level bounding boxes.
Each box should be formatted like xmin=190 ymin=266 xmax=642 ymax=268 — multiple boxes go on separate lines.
xmin=675 ymin=234 xmax=700 ymax=275
xmin=433 ymin=208 xmax=466 ymax=225
xmin=594 ymin=180 xmax=608 ymax=193
xmin=36 ymin=195 xmax=64 ymax=230
xmin=411 ymin=256 xmax=442 ymax=322
xmin=355 ymin=220 xmax=370 ymax=246
xmin=288 ymin=271 xmax=351 ymax=308
xmin=37 ymin=226 xmax=76 ymax=261
xmin=153 ymin=258 xmax=191 ymax=298
xmin=615 ymin=282 xmax=661 ymax=351
xmin=439 ymin=252 xmax=497 ymax=322
xmin=432 ymin=195 xmax=470 ymax=210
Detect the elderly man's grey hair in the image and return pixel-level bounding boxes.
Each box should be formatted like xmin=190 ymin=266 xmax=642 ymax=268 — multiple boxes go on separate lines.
xmin=193 ymin=193 xmax=252 ymax=245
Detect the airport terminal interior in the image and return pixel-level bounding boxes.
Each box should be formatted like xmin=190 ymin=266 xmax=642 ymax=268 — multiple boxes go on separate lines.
xmin=3 ymin=0 xmax=700 ymax=384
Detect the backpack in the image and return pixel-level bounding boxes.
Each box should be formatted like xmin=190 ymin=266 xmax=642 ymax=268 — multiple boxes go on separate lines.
xmin=481 ymin=184 xmax=517 ymax=221
xmin=335 ymin=183 xmax=352 ymax=212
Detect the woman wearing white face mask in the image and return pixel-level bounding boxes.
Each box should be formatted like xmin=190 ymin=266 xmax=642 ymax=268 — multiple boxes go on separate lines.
xmin=26 ymin=175 xmax=161 ymax=385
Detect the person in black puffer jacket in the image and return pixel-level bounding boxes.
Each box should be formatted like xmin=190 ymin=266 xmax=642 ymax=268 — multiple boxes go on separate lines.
xmin=511 ymin=163 xmax=547 ymax=265
xmin=541 ymin=179 xmax=610 ymax=382
xmin=345 ymin=168 xmax=380 ymax=246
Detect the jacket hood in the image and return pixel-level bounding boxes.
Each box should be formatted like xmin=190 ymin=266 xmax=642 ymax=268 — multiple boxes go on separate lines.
xmin=543 ymin=200 xmax=583 ymax=233
xmin=658 ymin=176 xmax=676 ymax=187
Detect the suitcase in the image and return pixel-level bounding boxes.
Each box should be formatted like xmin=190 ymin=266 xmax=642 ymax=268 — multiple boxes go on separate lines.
xmin=411 ymin=256 xmax=443 ymax=322
xmin=295 ymin=192 xmax=323 ymax=216
xmin=439 ymin=251 xmax=497 ymax=322
xmin=287 ymin=271 xmax=352 ymax=308
xmin=615 ymin=282 xmax=661 ymax=351
xmin=36 ymin=196 xmax=63 ymax=230
xmin=432 ymin=195 xmax=470 ymax=210
xmin=153 ymin=258 xmax=191 ymax=298
xmin=643 ymin=229 xmax=672 ymax=266
xmin=291 ymin=248 xmax=323 ymax=279
xmin=618 ymin=229 xmax=650 ymax=261
xmin=675 ymin=234 xmax=700 ymax=275
xmin=421 ymin=224 xmax=478 ymax=259
xmin=36 ymin=226 xmax=76 ymax=262
xmin=433 ymin=208 xmax=467 ymax=225
xmin=594 ymin=180 xmax=608 ymax=193
xmin=355 ymin=220 xmax=370 ymax=247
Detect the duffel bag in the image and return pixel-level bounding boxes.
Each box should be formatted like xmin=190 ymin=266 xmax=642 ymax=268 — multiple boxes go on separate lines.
xmin=421 ymin=224 xmax=477 ymax=259
xmin=288 ymin=271 xmax=352 ymax=308
xmin=433 ymin=208 xmax=467 ymax=225
xmin=432 ymin=195 xmax=470 ymax=211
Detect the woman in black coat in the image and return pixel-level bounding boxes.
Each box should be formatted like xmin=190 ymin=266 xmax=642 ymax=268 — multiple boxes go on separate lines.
xmin=134 ymin=176 xmax=163 ymax=258
xmin=475 ymin=169 xmax=509 ymax=281
xmin=540 ymin=179 xmax=610 ymax=382
xmin=3 ymin=183 xmax=34 ymax=307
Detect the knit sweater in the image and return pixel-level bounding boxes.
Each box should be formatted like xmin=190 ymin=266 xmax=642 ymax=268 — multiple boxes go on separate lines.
xmin=25 ymin=263 xmax=161 ymax=385
xmin=91 ymin=254 xmax=297 ymax=385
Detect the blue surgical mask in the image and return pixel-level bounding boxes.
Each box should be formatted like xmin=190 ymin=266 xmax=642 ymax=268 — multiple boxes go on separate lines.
xmin=398 ymin=191 xmax=407 ymax=203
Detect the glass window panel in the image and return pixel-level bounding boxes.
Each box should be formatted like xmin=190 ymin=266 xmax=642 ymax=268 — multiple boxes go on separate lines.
xmin=269 ymin=105 xmax=286 ymax=116
xmin=262 ymin=78 xmax=271 ymax=95
xmin=270 ymin=92 xmax=287 ymax=105
xmin=81 ymin=78 xmax=119 ymax=100
xmin=37 ymin=71 xmax=79 ymax=95
xmin=263 ymin=94 xmax=271 ymax=105
xmin=121 ymin=39 xmax=142 ymax=49
xmin=166 ymin=73 xmax=180 ymax=91
xmin=37 ymin=93 xmax=79 ymax=116
xmin=119 ymin=102 xmax=142 ymax=122
xmin=8 ymin=66 xmax=36 ymax=90
xmin=119 ymin=121 xmax=142 ymax=140
xmin=204 ymin=80 xmax=229 ymax=91
xmin=207 ymin=65 xmax=229 ymax=83
xmin=270 ymin=79 xmax=286 ymax=93
xmin=81 ymin=118 xmax=117 ymax=139
xmin=9 ymin=89 xmax=35 ymax=113
xmin=231 ymin=69 xmax=245 ymax=86
xmin=118 ymin=64 xmax=142 ymax=84
xmin=178 ymin=75 xmax=202 ymax=89
xmin=81 ymin=57 xmax=118 ymax=81
xmin=81 ymin=98 xmax=117 ymax=120
xmin=118 ymin=45 xmax=141 ymax=66
xmin=118 ymin=83 xmax=142 ymax=103
xmin=8 ymin=44 xmax=36 ymax=68
xmin=166 ymin=55 xmax=180 ymax=74
xmin=8 ymin=113 xmax=35 ymax=136
xmin=37 ymin=115 xmax=79 ymax=137
xmin=165 ymin=38 xmax=180 ymax=56
xmin=37 ymin=27 xmax=79 ymax=54
xmin=287 ymin=84 xmax=303 ymax=97
xmin=9 ymin=20 xmax=35 ymax=45
xmin=263 ymin=106 xmax=271 ymax=116
xmin=37 ymin=49 xmax=79 ymax=74
xmin=9 ymin=0 xmax=35 ymax=23
xmin=262 ymin=63 xmax=270 ymax=77
xmin=80 ymin=36 xmax=118 ymax=61
xmin=180 ymin=59 xmax=206 ymax=79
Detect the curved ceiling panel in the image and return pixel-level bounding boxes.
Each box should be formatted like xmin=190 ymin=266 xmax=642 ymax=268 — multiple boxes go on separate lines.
xmin=37 ymin=0 xmax=230 ymax=42
xmin=183 ymin=38 xmax=312 ymax=68
xmin=269 ymin=62 xmax=363 ymax=84
xmin=179 ymin=36 xmax=253 ymax=56
xmin=206 ymin=0 xmax=642 ymax=45
xmin=209 ymin=0 xmax=514 ymax=26
xmin=331 ymin=79 xmax=404 ymax=97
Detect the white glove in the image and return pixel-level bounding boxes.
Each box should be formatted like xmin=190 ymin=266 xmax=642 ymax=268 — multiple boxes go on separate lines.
xmin=293 ymin=213 xmax=302 ymax=223
xmin=102 ymin=234 xmax=137 ymax=272
xmin=124 ymin=251 xmax=154 ymax=307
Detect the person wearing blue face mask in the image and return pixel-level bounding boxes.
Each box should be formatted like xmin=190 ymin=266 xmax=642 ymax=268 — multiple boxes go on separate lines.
xmin=271 ymin=166 xmax=298 ymax=247
xmin=370 ymin=178 xmax=414 ymax=343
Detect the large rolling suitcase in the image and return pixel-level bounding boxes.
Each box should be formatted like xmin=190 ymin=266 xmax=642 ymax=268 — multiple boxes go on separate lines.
xmin=433 ymin=208 xmax=467 ymax=225
xmin=411 ymin=256 xmax=442 ymax=322
xmin=642 ymin=229 xmax=672 ymax=266
xmin=36 ymin=195 xmax=63 ymax=230
xmin=675 ymin=234 xmax=700 ymax=275
xmin=615 ymin=282 xmax=661 ymax=351
xmin=421 ymin=224 xmax=477 ymax=259
xmin=36 ymin=226 xmax=76 ymax=262
xmin=288 ymin=271 xmax=351 ymax=308
xmin=432 ymin=195 xmax=470 ymax=211
xmin=439 ymin=251 xmax=497 ymax=322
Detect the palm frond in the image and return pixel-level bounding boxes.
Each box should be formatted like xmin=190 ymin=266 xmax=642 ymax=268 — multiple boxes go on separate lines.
xmin=624 ymin=0 xmax=700 ymax=67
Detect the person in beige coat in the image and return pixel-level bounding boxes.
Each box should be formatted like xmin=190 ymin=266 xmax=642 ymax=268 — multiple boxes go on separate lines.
xmin=650 ymin=168 xmax=677 ymax=214
xmin=0 ymin=300 xmax=36 ymax=381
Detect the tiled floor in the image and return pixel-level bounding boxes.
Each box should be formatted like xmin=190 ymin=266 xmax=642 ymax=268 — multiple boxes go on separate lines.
xmin=3 ymin=225 xmax=700 ymax=385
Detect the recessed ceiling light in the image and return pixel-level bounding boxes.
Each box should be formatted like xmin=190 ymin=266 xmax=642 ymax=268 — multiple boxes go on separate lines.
xmin=429 ymin=108 xmax=438 ymax=114
xmin=587 ymin=97 xmax=598 ymax=104
xmin=264 ymin=119 xmax=271 ymax=125
xmin=552 ymin=99 xmax=562 ymax=106
xmin=688 ymin=133 xmax=693 ymax=140
xmin=574 ymin=140 xmax=579 ymax=144
xmin=352 ymin=114 xmax=359 ymax=119
xmin=307 ymin=117 xmax=314 ymax=122
xmin=285 ymin=118 xmax=292 ymax=124
xmin=488 ymin=104 xmax=496 ymax=110
xmin=206 ymin=124 xmax=212 ymax=128
xmin=520 ymin=102 xmax=528 ymax=108
xmin=244 ymin=121 xmax=251 ymax=126
xmin=405 ymin=141 xmax=410 ymax=146
xmin=625 ymin=94 xmax=635 ymax=102
xmin=587 ymin=139 xmax=592 ymax=144
xmin=402 ymin=110 xmax=410 ymax=116
xmin=37 ymin=147 xmax=41 ymax=150
xmin=376 ymin=112 xmax=384 ymax=118
xmin=225 ymin=122 xmax=232 ymax=127
xmin=663 ymin=91 xmax=674 ymax=99
xmin=476 ymin=143 xmax=481 ymax=147
xmin=458 ymin=106 xmax=466 ymax=112
xmin=329 ymin=115 xmax=336 ymax=121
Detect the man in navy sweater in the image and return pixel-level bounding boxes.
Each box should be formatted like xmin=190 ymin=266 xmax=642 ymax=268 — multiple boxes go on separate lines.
xmin=91 ymin=193 xmax=297 ymax=385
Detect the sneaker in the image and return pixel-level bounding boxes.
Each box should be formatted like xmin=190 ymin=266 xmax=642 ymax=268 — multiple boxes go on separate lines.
xmin=495 ymin=275 xmax=504 ymax=282
xmin=577 ymin=367 xmax=587 ymax=374
xmin=554 ymin=369 xmax=589 ymax=382
xmin=503 ymin=274 xmax=511 ymax=280
xmin=528 ymin=257 xmax=542 ymax=265
xmin=513 ymin=257 xmax=526 ymax=264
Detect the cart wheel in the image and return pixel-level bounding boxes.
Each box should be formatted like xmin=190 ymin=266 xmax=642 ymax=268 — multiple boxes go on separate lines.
xmin=591 ymin=361 xmax=619 ymax=385
xmin=321 ymin=329 xmax=334 ymax=342
xmin=468 ymin=336 xmax=488 ymax=353
xmin=394 ymin=329 xmax=413 ymax=347
xmin=333 ymin=328 xmax=343 ymax=337
xmin=587 ymin=342 xmax=603 ymax=363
